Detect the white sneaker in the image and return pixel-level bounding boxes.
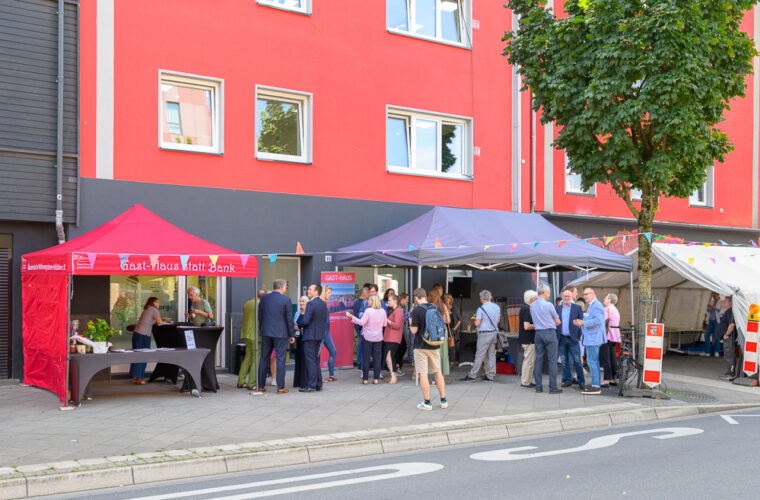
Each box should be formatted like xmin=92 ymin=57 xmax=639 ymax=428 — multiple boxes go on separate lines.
xmin=417 ymin=401 xmax=432 ymax=411
xmin=440 ymin=399 xmax=449 ymax=409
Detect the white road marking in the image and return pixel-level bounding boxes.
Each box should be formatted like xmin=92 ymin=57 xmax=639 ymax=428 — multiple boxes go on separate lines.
xmin=470 ymin=427 xmax=703 ymax=461
xmin=127 ymin=462 xmax=443 ymax=500
xmin=721 ymin=414 xmax=760 ymax=425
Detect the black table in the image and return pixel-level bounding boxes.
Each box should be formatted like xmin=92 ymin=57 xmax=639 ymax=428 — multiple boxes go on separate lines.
xmin=149 ymin=324 xmax=224 ymax=392
xmin=69 ymin=349 xmax=209 ymax=405
xmin=457 ymin=331 xmax=478 ymax=364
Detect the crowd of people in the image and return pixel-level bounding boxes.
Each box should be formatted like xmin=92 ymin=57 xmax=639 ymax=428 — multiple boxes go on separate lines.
xmin=235 ymin=278 xmax=740 ymax=409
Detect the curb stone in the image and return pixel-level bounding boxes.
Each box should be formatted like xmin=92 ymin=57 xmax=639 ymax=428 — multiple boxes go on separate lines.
xmin=2 ymin=402 xmax=758 ymax=498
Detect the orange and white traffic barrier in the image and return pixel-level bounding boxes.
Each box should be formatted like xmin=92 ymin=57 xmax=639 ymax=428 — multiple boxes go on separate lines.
xmin=743 ymin=304 xmax=759 ymax=375
xmin=643 ymin=323 xmax=664 ymax=387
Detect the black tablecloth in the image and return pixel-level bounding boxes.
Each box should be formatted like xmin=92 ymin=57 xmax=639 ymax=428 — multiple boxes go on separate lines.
xmin=69 ymin=349 xmax=209 ymax=405
xmin=149 ymin=324 xmax=224 ymax=392
xmin=457 ymin=331 xmax=478 ymax=363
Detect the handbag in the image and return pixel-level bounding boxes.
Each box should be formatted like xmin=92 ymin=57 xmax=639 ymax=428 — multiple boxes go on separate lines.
xmin=447 ymin=325 xmax=455 ymax=347
xmin=479 ymin=305 xmax=509 ymax=350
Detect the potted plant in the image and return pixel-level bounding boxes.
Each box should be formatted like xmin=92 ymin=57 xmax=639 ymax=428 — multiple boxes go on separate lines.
xmin=84 ymin=319 xmax=121 ymax=353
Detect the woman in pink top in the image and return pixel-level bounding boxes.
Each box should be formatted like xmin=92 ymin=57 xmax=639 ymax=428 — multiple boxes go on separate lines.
xmin=601 ymin=293 xmax=621 ymax=386
xmin=347 ymin=295 xmax=387 ymax=384
xmin=383 ymin=295 xmax=404 ymax=384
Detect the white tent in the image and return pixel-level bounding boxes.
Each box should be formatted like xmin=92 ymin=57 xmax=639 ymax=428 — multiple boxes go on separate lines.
xmin=573 ymin=243 xmax=760 ymax=344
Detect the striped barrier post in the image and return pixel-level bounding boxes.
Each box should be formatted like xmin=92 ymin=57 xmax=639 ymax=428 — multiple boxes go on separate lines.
xmin=743 ymin=304 xmax=759 ymax=375
xmin=643 ymin=323 xmax=664 ymax=388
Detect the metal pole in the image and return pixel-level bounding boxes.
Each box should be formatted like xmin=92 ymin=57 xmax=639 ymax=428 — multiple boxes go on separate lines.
xmin=535 ymin=263 xmax=540 ymax=291
xmin=55 ymin=0 xmax=66 ymax=244
xmin=62 ymin=275 xmax=73 ymax=410
xmin=629 ymin=271 xmax=636 ymax=360
xmin=417 ymin=265 xmax=422 ymax=290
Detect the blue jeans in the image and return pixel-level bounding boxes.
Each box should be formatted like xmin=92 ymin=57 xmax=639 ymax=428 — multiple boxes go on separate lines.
xmin=129 ymin=333 xmax=151 ymax=379
xmin=321 ymin=330 xmax=337 ymax=376
xmin=559 ymin=335 xmax=585 ymax=386
xmin=534 ymin=329 xmax=559 ymax=391
xmin=704 ymin=320 xmax=720 ymax=356
xmin=585 ymin=344 xmax=601 ymax=388
xmin=356 ymin=333 xmax=364 ymax=366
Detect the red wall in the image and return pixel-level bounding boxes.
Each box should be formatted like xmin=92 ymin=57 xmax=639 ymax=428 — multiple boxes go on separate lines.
xmin=80 ymin=0 xmax=514 ymax=211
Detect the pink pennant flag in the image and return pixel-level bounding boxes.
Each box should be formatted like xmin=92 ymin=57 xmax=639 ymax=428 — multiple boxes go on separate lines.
xmin=686 ymin=242 xmax=696 ymax=247
xmin=510 ymin=243 xmax=517 ymax=253
xmin=240 ymin=254 xmax=249 ymax=267
xmin=710 ymin=257 xmax=716 ymax=264
xmin=752 ymin=240 xmax=758 ymax=248
xmin=87 ymin=252 xmax=97 ymax=268
xmin=149 ymin=254 xmax=159 ymax=269
xmin=209 ymin=255 xmax=219 ymax=266
xmin=730 ymin=257 xmax=736 ymax=263
xmin=434 ymin=237 xmax=442 ymax=249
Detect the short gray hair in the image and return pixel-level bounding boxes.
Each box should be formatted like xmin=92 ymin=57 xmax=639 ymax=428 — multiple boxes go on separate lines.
xmin=537 ymin=283 xmax=551 ymax=296
xmin=605 ymin=293 xmax=618 ymax=305
xmin=524 ymin=289 xmax=538 ymax=303
xmin=187 ymin=286 xmax=200 ymax=296
xmin=479 ymin=289 xmax=492 ymax=301
xmin=273 ymin=279 xmax=287 ymax=291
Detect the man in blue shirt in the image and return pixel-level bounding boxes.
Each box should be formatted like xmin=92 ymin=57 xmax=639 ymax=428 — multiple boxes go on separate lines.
xmin=577 ymin=287 xmax=606 ymax=394
xmin=529 ymin=284 xmax=561 ymax=393
xmin=556 ymin=288 xmax=585 ymax=389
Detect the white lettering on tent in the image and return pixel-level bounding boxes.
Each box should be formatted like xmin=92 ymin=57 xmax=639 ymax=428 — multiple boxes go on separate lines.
xmin=120 ymin=262 xmax=148 ymax=271
xmin=210 ymin=263 xmax=235 ymax=273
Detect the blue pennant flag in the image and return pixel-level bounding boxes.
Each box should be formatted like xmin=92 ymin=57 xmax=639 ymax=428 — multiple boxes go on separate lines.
xmin=180 ymin=255 xmax=189 ymax=270
xmin=268 ymin=254 xmax=277 ymax=265
xmin=644 ymin=233 xmax=652 ymax=244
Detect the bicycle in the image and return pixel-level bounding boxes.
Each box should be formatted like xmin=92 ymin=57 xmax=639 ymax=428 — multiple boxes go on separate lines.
xmin=616 ymin=326 xmax=642 ymax=396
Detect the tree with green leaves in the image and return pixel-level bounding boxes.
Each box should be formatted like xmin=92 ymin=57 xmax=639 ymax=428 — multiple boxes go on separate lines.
xmin=504 ymin=0 xmax=757 ymax=319
xmin=258 ymin=100 xmax=300 ymax=156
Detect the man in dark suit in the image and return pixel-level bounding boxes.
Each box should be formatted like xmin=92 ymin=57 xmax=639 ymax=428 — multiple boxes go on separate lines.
xmin=556 ymin=287 xmax=585 ymax=389
xmin=256 ymin=279 xmax=294 ymax=394
xmin=297 ymin=283 xmax=328 ymax=393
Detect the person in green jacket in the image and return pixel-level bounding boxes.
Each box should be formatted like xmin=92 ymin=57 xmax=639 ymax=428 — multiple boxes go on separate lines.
xmin=238 ymin=289 xmax=267 ymax=388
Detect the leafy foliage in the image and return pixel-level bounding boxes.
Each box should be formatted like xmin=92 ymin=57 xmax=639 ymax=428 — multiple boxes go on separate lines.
xmin=257 ymin=100 xmax=301 ymax=156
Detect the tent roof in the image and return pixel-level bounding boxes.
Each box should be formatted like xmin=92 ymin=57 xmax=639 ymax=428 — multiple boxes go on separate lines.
xmin=336 ymin=206 xmax=632 ymax=271
xmin=21 ymin=204 xmax=258 ymax=277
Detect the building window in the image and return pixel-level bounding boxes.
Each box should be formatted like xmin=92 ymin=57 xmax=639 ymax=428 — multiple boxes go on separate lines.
xmin=387 ymin=0 xmax=469 ymax=47
xmin=256 ymin=0 xmax=311 ymax=15
xmin=386 ymin=107 xmax=471 ymax=179
xmin=159 ymin=72 xmax=222 ymax=154
xmin=689 ymin=167 xmax=714 ymax=207
xmin=255 ymin=86 xmax=312 ymax=164
xmin=564 ymin=153 xmax=595 ymax=195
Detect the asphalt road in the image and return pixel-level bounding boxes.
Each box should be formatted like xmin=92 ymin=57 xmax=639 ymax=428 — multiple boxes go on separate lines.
xmin=41 ymin=409 xmax=760 ymax=500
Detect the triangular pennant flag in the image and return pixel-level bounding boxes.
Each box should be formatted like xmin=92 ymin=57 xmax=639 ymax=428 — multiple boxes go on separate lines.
xmin=119 ymin=254 xmax=129 ymax=268
xmin=149 ymin=254 xmax=159 ymax=269
xmin=458 ymin=245 xmax=465 ymax=248
xmin=558 ymin=240 xmax=567 ymax=248
xmin=710 ymin=257 xmax=716 ymax=264
xmin=209 ymin=255 xmax=219 ymax=265
xmin=644 ymin=233 xmax=652 ymax=244
xmin=240 ymin=254 xmax=249 ymax=267
xmin=484 ymin=244 xmax=494 ymax=250
xmin=180 ymin=255 xmax=190 ymax=270
xmin=686 ymin=242 xmax=696 ymax=247
xmin=671 ymin=252 xmax=677 ymax=257
xmin=268 ymin=254 xmax=277 ymax=265
xmin=296 ymin=242 xmax=305 ymax=255
xmin=654 ymin=236 xmax=664 ymax=240
xmin=510 ymin=243 xmax=518 ymax=253
xmin=730 ymin=257 xmax=736 ymax=263
xmin=408 ymin=245 xmax=417 ymax=250
xmin=583 ymin=238 xmax=589 ymax=243
xmin=87 ymin=252 xmax=97 ymax=268
xmin=751 ymin=240 xmax=758 ymax=248
xmin=703 ymin=243 xmax=711 ymax=247
xmin=719 ymin=240 xmax=728 ymax=245
xmin=688 ymin=257 xmax=695 ymax=265
xmin=604 ymin=236 xmax=614 ymax=246
xmin=381 ymin=250 xmax=387 ymax=255
xmin=434 ymin=237 xmax=442 ymax=249
xmin=669 ymin=239 xmax=677 ymax=244
xmin=534 ymin=242 xmax=540 ymax=248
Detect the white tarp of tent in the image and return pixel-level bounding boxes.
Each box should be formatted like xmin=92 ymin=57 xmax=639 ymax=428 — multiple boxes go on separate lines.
xmin=573 ymin=243 xmax=760 ymax=343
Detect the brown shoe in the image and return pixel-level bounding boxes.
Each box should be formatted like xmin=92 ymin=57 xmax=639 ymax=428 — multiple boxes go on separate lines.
xmin=277 ymin=388 xmax=289 ymax=394
xmin=257 ymin=387 xmax=266 ymax=392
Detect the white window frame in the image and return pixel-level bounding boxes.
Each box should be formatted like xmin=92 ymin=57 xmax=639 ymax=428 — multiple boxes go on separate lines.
xmin=255 ymin=85 xmax=312 ymax=164
xmin=386 ymin=0 xmax=472 ymax=49
xmin=564 ymin=152 xmax=596 ymax=196
xmin=689 ymin=167 xmax=714 ymax=207
xmin=158 ymin=71 xmax=223 ymax=154
xmin=386 ymin=106 xmax=473 ymax=180
xmin=256 ymin=0 xmax=311 ymax=15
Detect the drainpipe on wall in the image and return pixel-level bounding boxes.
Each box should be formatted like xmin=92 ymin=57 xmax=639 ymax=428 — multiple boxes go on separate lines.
xmin=530 ymin=104 xmax=536 ymax=213
xmin=55 ymin=0 xmax=66 ymax=244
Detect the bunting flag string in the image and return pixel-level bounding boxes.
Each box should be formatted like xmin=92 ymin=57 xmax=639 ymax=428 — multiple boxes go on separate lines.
xmin=240 ymin=254 xmax=249 ymax=267
xmin=510 ymin=243 xmax=518 ymax=253
xmin=209 ymin=255 xmax=219 ymax=266
xmin=149 ymin=254 xmax=159 ymax=269
xmin=179 ymin=255 xmax=190 ymax=270
xmin=557 ymin=240 xmax=567 ymax=248
xmin=434 ymin=237 xmax=443 ymax=249
xmin=296 ymin=242 xmax=305 ymax=255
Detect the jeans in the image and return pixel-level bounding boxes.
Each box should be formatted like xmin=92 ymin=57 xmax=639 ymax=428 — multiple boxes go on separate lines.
xmin=237 ymin=338 xmax=256 ymax=387
xmin=258 ymin=336 xmax=288 ymax=390
xmin=520 ymin=344 xmax=535 ymax=386
xmin=362 ymin=339 xmax=382 ymax=381
xmin=559 ymin=335 xmax=585 ymax=386
xmin=129 ymin=333 xmax=151 ymax=379
xmin=320 ymin=330 xmax=337 ymax=376
xmin=585 ymin=344 xmax=601 ymax=388
xmin=468 ymin=331 xmax=497 ymax=379
xmin=534 ymin=329 xmax=559 ymax=391
xmin=704 ymin=320 xmax=721 ymax=356
xmin=356 ymin=333 xmax=364 ymax=367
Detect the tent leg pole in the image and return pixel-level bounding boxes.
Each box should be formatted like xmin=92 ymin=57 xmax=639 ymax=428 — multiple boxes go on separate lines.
xmin=535 ymin=264 xmax=540 ymax=291
xmin=629 ymin=271 xmax=636 ymax=360
xmin=62 ymin=275 xmax=73 ymax=410
xmin=417 ymin=265 xmax=422 ymax=289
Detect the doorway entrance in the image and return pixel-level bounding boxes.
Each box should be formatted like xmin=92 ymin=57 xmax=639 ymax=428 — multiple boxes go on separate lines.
xmin=0 ymin=234 xmax=10 ymax=379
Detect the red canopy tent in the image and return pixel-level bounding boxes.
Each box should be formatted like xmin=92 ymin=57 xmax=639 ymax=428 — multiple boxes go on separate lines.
xmin=21 ymin=204 xmax=258 ymax=402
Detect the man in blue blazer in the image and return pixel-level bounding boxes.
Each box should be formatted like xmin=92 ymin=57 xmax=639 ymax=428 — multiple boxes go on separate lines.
xmin=297 ymin=283 xmax=328 ymax=392
xmin=256 ymin=279 xmax=294 ymax=394
xmin=556 ymin=288 xmax=585 ymax=389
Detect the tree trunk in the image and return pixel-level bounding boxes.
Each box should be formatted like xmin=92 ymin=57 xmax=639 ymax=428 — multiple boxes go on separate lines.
xmin=637 ymin=190 xmax=656 ymax=328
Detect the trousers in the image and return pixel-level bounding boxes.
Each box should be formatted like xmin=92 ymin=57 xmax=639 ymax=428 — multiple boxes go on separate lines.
xmin=534 ymin=329 xmax=559 ymax=391
xmin=468 ymin=331 xmax=497 ymax=379
xmin=521 ymin=344 xmax=535 ymax=385
xmin=258 ymin=336 xmax=288 ymax=390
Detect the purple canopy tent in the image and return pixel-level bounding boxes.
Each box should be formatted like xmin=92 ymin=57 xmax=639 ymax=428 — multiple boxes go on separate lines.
xmin=336 ymin=207 xmax=632 ymax=283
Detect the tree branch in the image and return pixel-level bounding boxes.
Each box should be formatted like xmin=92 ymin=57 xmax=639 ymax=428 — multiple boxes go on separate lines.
xmin=622 ymin=187 xmax=640 ymax=219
